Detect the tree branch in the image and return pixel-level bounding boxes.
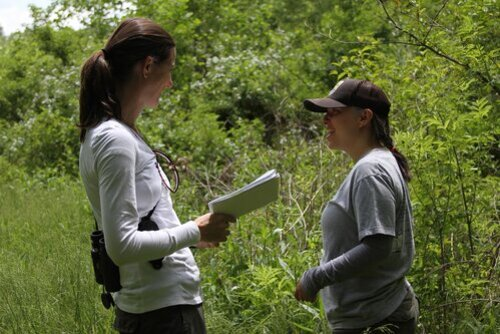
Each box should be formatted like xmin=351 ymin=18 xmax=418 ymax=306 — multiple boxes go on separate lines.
xmin=429 ymin=298 xmax=500 ymax=311
xmin=376 ymin=0 xmax=499 ymax=94
xmin=423 ymin=0 xmax=451 ymax=42
xmin=377 ymin=0 xmax=466 ymax=67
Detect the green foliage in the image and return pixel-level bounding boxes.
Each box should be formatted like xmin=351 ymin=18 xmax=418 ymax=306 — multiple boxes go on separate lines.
xmin=0 ymin=0 xmax=498 ymax=333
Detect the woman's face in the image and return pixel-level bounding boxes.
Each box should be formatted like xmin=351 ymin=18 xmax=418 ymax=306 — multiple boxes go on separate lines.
xmin=141 ymin=48 xmax=176 ymax=108
xmin=323 ymin=106 xmax=362 ymax=150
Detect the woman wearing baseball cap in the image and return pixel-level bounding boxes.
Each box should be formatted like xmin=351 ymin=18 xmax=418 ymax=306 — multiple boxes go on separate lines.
xmin=295 ymin=79 xmax=419 ymax=333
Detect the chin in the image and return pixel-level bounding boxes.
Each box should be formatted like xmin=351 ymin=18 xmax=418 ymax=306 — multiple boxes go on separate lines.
xmin=146 ymin=100 xmax=160 ymax=108
xmin=326 ymin=140 xmax=342 ymax=150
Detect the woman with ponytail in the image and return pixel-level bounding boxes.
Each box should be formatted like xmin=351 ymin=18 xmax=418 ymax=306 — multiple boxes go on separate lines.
xmin=295 ymin=79 xmax=418 ymax=333
xmin=79 ymin=18 xmax=234 ymax=334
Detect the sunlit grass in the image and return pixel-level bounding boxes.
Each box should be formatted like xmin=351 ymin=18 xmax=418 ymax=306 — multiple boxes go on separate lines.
xmin=0 ymin=181 xmax=114 ymax=333
xmin=0 ymin=149 xmax=497 ymax=334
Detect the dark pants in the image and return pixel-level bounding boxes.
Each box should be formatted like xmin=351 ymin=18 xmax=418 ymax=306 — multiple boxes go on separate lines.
xmin=333 ymin=287 xmax=419 ymax=334
xmin=332 ymin=317 xmax=417 ymax=334
xmin=113 ymin=304 xmax=206 ymax=334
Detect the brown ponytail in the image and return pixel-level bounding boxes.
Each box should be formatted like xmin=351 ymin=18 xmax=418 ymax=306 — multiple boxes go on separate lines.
xmin=371 ymin=113 xmax=412 ymax=182
xmin=78 ymin=18 xmax=175 ymax=142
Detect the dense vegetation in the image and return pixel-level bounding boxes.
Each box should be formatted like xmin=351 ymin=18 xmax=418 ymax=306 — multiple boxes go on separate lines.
xmin=0 ymin=0 xmax=498 ymax=333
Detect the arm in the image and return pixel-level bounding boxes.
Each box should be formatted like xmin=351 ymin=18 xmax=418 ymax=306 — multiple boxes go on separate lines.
xmin=297 ymin=174 xmax=398 ymax=301
xmin=94 ymin=128 xmax=200 ymax=266
xmin=298 ymin=234 xmax=394 ymax=300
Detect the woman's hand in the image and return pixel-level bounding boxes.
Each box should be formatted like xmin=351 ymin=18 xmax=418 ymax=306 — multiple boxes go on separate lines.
xmin=195 ymin=213 xmax=235 ymax=243
xmin=294 ymin=280 xmax=317 ymax=302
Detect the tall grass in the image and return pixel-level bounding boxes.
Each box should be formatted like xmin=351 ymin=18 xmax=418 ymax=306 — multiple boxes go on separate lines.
xmin=0 ymin=136 xmax=339 ymax=333
xmin=0 ymin=179 xmax=114 ymax=333
xmin=1 ymin=131 xmax=498 ymax=333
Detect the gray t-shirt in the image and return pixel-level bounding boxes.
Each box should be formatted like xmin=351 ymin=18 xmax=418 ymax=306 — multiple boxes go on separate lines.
xmin=320 ymin=147 xmax=415 ymax=329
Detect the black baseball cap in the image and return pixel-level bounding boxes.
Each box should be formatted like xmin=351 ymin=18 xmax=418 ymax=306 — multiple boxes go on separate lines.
xmin=303 ymin=79 xmax=391 ymax=116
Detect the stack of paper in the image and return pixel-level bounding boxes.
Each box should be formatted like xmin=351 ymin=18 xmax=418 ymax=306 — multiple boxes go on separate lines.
xmin=208 ymin=170 xmax=280 ymax=218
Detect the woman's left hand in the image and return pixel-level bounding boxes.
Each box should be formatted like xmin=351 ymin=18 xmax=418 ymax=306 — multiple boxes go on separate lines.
xmin=294 ymin=281 xmax=317 ymax=302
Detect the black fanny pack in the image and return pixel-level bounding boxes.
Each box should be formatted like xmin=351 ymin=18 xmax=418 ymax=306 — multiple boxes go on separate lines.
xmin=90 ymin=203 xmax=162 ymax=308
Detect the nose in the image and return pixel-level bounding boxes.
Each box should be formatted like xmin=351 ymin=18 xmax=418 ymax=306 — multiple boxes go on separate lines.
xmin=165 ymin=78 xmax=173 ymax=89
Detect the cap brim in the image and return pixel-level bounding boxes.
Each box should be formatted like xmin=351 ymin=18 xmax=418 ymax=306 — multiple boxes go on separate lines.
xmin=303 ymin=98 xmax=347 ymax=113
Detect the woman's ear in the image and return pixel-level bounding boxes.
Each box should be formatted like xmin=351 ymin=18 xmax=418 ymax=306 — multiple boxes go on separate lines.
xmin=142 ymin=56 xmax=155 ymax=79
xmin=358 ymin=108 xmax=374 ymax=128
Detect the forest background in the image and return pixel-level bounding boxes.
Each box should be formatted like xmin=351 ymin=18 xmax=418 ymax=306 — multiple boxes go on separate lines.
xmin=0 ymin=0 xmax=498 ymax=333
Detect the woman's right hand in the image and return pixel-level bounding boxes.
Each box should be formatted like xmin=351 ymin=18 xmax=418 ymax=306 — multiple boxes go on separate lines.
xmin=194 ymin=213 xmax=235 ymax=243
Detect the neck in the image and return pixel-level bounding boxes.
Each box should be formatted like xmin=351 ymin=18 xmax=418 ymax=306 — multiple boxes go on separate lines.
xmin=346 ymin=136 xmax=383 ymax=162
xmin=116 ymin=80 xmax=143 ymax=130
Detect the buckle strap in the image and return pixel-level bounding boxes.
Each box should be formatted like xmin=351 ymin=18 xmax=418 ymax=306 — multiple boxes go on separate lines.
xmin=145 ymin=203 xmax=158 ymax=220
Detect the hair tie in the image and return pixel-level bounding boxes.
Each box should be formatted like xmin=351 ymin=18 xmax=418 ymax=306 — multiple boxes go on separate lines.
xmin=390 ymin=146 xmax=397 ymax=153
xmin=101 ymin=48 xmax=108 ymax=58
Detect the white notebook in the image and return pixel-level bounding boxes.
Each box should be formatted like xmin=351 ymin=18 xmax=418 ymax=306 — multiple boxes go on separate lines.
xmin=208 ymin=170 xmax=280 ymax=218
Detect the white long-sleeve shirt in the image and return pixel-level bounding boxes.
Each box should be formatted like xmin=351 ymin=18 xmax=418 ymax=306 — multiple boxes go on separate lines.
xmin=79 ymin=118 xmax=202 ymax=313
